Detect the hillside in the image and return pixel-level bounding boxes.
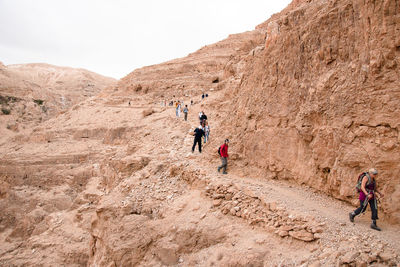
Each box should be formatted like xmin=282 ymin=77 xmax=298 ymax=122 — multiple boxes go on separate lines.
xmin=0 ymin=62 xmax=116 ymax=142
xmin=0 ymin=0 xmax=400 ymax=266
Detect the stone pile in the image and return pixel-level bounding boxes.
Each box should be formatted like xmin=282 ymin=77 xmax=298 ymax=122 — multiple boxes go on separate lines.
xmin=205 ymin=182 xmax=323 ymax=242
xmin=304 ymin=240 xmax=399 ymax=266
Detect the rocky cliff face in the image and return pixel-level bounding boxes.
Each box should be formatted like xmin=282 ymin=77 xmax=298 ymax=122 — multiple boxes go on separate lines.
xmin=1 ymin=0 xmax=400 ymax=266
xmin=0 ymin=63 xmax=116 ymax=141
xmin=224 ymin=0 xmax=400 ymax=222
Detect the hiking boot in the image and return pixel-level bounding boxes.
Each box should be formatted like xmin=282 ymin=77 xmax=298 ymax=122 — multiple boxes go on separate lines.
xmin=217 ymin=167 xmax=221 ymax=173
xmin=349 ymin=212 xmax=355 ymax=223
xmin=370 ymin=223 xmax=381 ymax=231
xmin=222 ymin=171 xmax=228 ymax=174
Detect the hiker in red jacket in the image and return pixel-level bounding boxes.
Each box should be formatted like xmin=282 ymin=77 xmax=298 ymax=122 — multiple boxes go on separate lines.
xmin=218 ymin=139 xmax=229 ymax=174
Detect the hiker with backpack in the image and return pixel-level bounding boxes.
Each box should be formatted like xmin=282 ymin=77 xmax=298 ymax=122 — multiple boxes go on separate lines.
xmin=192 ymin=125 xmax=205 ymax=153
xmin=200 ymin=111 xmax=207 ymax=123
xmin=349 ymin=168 xmax=384 ymax=231
xmin=217 ymin=139 xmax=229 ymax=174
xmin=198 ymin=111 xmax=203 ymax=122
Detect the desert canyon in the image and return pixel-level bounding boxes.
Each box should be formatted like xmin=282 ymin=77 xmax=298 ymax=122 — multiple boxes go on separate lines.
xmin=1 ymin=0 xmax=400 ymax=266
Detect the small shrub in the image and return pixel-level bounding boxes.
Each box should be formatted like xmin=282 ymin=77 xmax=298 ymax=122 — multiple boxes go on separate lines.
xmin=0 ymin=95 xmax=20 ymax=104
xmin=33 ymin=99 xmax=44 ymax=105
xmin=0 ymin=96 xmax=6 ymax=105
xmin=1 ymin=108 xmax=10 ymax=115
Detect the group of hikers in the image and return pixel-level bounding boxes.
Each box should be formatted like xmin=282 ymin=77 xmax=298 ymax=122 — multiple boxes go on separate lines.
xmin=169 ymin=94 xmax=229 ymax=175
xmin=191 ymin=111 xmax=210 ymax=153
xmin=168 ymin=96 xmax=384 ymax=230
xmin=191 ymin=110 xmax=229 ymax=174
xmin=172 ymin=100 xmax=193 ymax=121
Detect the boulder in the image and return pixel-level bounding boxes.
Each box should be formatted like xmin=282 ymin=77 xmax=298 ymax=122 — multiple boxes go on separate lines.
xmin=288 ymin=230 xmax=314 ymax=242
xmin=156 ymin=247 xmax=179 ymax=265
xmin=341 ymin=251 xmax=360 ymax=264
xmin=278 ymin=230 xmax=289 ymax=237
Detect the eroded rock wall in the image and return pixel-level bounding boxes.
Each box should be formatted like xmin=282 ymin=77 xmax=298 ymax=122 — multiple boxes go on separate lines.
xmin=226 ymin=0 xmax=400 ymax=222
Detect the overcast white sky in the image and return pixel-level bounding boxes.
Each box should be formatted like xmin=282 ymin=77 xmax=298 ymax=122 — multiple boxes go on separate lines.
xmin=0 ymin=0 xmax=291 ymax=79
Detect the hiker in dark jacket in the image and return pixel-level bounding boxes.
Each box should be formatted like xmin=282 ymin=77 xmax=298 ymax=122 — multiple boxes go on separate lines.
xmin=217 ymin=139 xmax=229 ymax=174
xmin=349 ymin=168 xmax=384 ymax=231
xmin=201 ymin=112 xmax=207 ymax=122
xmin=192 ymin=126 xmax=205 ymax=153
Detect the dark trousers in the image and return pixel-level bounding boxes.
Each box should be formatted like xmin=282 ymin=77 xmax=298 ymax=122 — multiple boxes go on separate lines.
xmin=184 ymin=113 xmax=188 ymax=121
xmin=192 ymin=138 xmax=202 ymax=152
xmin=353 ymin=198 xmax=378 ymax=220
xmin=219 ymin=157 xmax=227 ymax=172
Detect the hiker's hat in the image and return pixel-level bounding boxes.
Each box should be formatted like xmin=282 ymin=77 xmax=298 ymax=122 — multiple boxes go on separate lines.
xmin=225 ymin=139 xmax=229 ymax=142
xmin=369 ymin=168 xmax=378 ymax=175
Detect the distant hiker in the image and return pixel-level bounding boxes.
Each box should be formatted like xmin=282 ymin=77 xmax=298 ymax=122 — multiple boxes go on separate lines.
xmin=176 ymin=101 xmax=181 ymax=118
xmin=349 ymin=168 xmax=384 ymax=231
xmin=201 ymin=111 xmax=207 ymax=123
xmin=202 ymin=93 xmax=205 ymax=100
xmin=204 ymin=121 xmax=210 ymax=143
xmin=217 ymin=139 xmax=229 ymax=174
xmin=192 ymin=125 xmax=205 ymax=153
xmin=128 ymin=101 xmax=131 ymax=106
xmin=206 ymin=93 xmax=208 ymax=97
xmin=183 ymin=105 xmax=189 ymax=121
xmin=198 ymin=111 xmax=203 ymax=122
xmin=191 ymin=100 xmax=193 ymax=105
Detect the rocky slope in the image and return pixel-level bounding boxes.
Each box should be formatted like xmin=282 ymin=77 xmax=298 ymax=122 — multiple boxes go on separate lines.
xmin=1 ymin=92 xmax=399 ymax=266
xmin=0 ymin=62 xmax=116 ymax=140
xmin=115 ymin=30 xmax=264 ymax=100
xmin=1 ymin=0 xmax=400 ymax=266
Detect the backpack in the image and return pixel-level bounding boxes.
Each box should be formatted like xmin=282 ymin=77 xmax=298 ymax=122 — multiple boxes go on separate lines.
xmin=218 ymin=146 xmax=221 ymax=156
xmin=356 ymin=172 xmax=371 ymax=192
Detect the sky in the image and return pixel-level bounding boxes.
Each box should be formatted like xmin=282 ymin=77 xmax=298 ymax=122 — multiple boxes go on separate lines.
xmin=0 ymin=0 xmax=292 ymax=79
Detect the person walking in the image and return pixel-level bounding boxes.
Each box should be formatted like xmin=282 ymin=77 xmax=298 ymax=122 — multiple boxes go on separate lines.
xmin=176 ymin=101 xmax=181 ymax=118
xmin=198 ymin=111 xmax=203 ymax=123
xmin=204 ymin=121 xmax=210 ymax=143
xmin=349 ymin=168 xmax=384 ymax=231
xmin=183 ymin=105 xmax=189 ymax=121
xmin=217 ymin=139 xmax=229 ymax=174
xmin=201 ymin=111 xmax=208 ymax=122
xmin=192 ymin=125 xmax=205 ymax=153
